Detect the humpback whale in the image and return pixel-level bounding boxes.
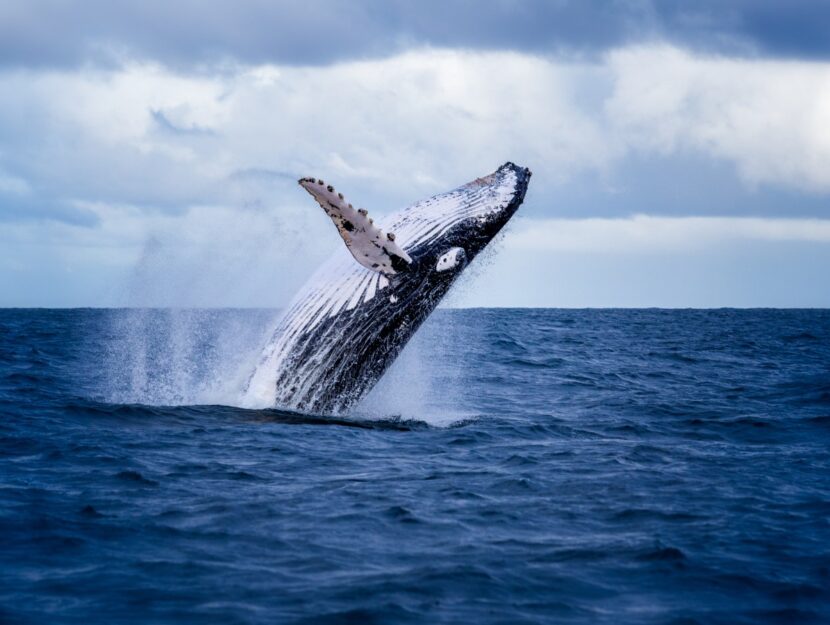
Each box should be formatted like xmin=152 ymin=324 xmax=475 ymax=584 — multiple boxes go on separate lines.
xmin=242 ymin=162 xmax=531 ymax=414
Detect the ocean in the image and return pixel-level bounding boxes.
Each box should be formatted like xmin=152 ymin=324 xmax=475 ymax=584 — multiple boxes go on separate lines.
xmin=1 ymin=308 xmax=829 ymax=624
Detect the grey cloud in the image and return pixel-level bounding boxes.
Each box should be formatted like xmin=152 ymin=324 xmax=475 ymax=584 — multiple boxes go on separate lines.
xmin=1 ymin=0 xmax=828 ymax=71
xmin=228 ymin=168 xmax=297 ymax=184
xmin=651 ymin=0 xmax=830 ymax=60
xmin=0 ymin=136 xmax=222 ymax=224
xmin=151 ymin=110 xmax=217 ymax=136
xmin=0 ymin=0 xmax=389 ymax=69
xmin=538 ymin=152 xmax=830 ymax=221
xmin=0 ymin=193 xmax=99 ymax=226
xmin=2 ymin=34 xmax=830 ymax=230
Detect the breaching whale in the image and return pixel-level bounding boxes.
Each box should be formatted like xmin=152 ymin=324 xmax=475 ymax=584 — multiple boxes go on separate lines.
xmin=242 ymin=162 xmax=531 ymax=414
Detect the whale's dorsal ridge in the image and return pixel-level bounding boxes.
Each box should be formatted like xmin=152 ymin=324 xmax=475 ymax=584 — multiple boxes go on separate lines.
xmin=299 ymin=177 xmax=412 ymax=275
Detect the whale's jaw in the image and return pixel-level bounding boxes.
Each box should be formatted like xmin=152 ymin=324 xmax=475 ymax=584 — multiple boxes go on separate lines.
xmin=242 ymin=162 xmax=531 ymax=414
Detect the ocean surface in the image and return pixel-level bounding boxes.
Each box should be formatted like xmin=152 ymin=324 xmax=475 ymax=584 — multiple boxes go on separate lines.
xmin=1 ymin=308 xmax=829 ymax=624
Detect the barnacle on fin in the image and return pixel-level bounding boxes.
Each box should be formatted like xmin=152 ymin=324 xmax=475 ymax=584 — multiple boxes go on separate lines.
xmin=298 ymin=175 xmax=413 ymax=275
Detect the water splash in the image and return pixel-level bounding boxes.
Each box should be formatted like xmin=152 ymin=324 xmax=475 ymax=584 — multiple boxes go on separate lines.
xmin=102 ymin=308 xmax=278 ymax=406
xmin=354 ymin=312 xmax=476 ymax=427
xmin=100 ymin=307 xmax=469 ymax=427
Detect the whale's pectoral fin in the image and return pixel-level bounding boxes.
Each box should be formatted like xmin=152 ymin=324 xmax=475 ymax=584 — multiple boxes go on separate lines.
xmin=299 ymin=177 xmax=412 ymax=275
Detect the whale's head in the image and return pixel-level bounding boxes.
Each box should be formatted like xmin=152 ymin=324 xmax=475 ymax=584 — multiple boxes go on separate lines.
xmin=391 ymin=162 xmax=531 ymax=278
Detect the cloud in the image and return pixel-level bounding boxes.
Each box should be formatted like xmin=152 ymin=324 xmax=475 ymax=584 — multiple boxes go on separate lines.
xmin=0 ymin=166 xmax=30 ymax=195
xmin=2 ymin=44 xmax=830 ymax=306
xmin=2 ymin=44 xmax=830 ymax=229
xmin=606 ymin=45 xmax=830 ymax=193
xmin=456 ymin=215 xmax=830 ymax=308
xmin=650 ymin=0 xmax=830 ymax=60
xmin=5 ymin=204 xmax=829 ymax=307
xmin=150 ymin=109 xmax=217 ymax=136
xmin=3 ymin=1 xmax=830 ymax=72
xmin=0 ymin=199 xmax=326 ymax=307
xmin=506 ymin=215 xmax=830 ymax=254
xmin=0 ymin=1 xmax=639 ymax=70
xmin=0 ymin=50 xmax=610 ymax=225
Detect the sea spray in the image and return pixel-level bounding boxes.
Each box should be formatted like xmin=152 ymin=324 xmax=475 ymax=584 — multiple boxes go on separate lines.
xmin=102 ymin=308 xmax=278 ymax=406
xmin=100 ymin=178 xmax=324 ymax=406
xmin=100 ymin=306 xmax=468 ymax=426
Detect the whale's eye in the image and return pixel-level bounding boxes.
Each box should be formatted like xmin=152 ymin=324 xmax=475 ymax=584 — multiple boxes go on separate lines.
xmin=435 ymin=247 xmax=467 ymax=272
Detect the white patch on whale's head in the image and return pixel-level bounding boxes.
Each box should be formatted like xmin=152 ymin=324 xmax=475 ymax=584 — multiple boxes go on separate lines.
xmin=435 ymin=247 xmax=467 ymax=272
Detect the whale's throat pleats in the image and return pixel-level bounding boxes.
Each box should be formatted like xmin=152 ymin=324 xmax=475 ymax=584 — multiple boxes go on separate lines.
xmin=299 ymin=178 xmax=412 ymax=275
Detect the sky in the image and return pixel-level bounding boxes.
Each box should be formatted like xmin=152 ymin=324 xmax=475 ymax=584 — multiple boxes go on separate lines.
xmin=1 ymin=0 xmax=829 ymax=307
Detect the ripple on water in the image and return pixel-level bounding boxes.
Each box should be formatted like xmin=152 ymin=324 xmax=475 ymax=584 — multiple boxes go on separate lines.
xmin=1 ymin=308 xmax=829 ymax=624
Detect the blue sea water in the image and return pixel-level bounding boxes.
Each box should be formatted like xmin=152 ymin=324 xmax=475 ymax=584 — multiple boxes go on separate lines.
xmin=1 ymin=308 xmax=829 ymax=624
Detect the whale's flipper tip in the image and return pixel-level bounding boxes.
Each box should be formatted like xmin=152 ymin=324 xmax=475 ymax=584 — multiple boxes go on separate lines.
xmin=299 ymin=177 xmax=412 ymax=275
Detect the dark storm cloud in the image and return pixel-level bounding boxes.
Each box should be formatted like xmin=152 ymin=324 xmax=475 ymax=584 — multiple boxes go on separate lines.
xmin=1 ymin=0 xmax=828 ymax=70
xmin=651 ymin=0 xmax=830 ymax=60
